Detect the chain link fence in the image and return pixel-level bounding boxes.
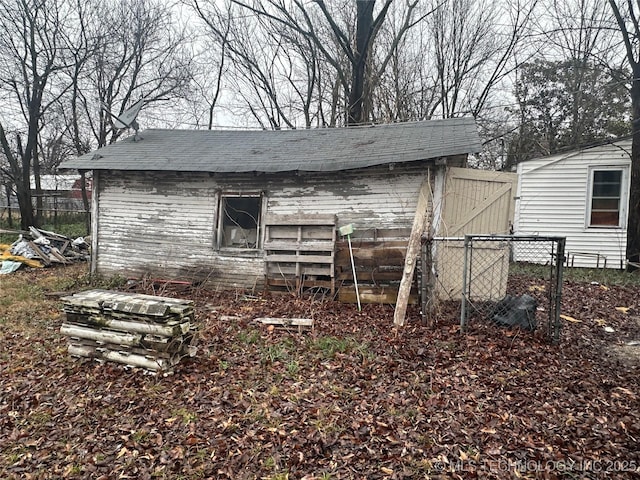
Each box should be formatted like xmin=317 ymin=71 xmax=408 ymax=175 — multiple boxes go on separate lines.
xmin=420 ymin=235 xmax=565 ymax=342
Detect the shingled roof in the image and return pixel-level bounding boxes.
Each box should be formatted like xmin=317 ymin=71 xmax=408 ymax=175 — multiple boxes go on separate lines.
xmin=60 ymin=118 xmax=480 ymax=173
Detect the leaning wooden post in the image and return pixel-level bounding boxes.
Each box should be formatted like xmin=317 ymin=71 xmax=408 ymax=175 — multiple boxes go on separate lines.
xmin=394 ymin=173 xmax=432 ymax=326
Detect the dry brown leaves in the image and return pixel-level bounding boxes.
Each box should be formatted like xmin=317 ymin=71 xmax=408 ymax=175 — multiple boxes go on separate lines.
xmin=1 ymin=268 xmax=639 ymax=479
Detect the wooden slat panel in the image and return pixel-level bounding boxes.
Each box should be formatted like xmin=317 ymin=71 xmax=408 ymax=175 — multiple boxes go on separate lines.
xmin=336 ymin=271 xmax=402 ymax=281
xmin=264 ymin=240 xmax=334 ymax=252
xmin=267 ymin=278 xmax=333 ymax=289
xmin=267 ymin=265 xmax=333 ymax=276
xmin=335 ymin=245 xmax=406 ymax=266
xmin=266 ymin=226 xmax=335 ymax=240
xmin=266 ymin=254 xmax=333 ymax=264
xmin=338 ymin=286 xmax=418 ymax=304
xmin=265 ymin=214 xmax=336 ymax=226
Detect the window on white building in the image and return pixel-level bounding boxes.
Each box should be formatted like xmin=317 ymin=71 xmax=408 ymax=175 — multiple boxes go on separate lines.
xmin=588 ymin=169 xmax=625 ymax=228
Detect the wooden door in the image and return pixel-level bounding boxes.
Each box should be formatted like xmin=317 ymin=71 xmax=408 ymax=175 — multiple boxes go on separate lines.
xmin=439 ymin=167 xmax=518 ymax=237
xmin=434 ymin=167 xmax=518 ymax=300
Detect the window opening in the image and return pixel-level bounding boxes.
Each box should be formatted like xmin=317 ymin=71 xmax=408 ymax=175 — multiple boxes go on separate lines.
xmin=220 ymin=195 xmax=261 ymax=248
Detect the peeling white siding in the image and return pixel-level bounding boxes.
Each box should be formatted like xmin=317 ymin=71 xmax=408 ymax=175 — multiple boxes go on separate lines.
xmin=515 ymin=141 xmax=631 ymax=268
xmin=93 ymin=163 xmax=430 ymax=288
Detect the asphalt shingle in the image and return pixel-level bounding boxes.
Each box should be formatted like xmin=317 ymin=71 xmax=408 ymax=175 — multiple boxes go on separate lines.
xmin=60 ymin=118 xmax=480 ymax=173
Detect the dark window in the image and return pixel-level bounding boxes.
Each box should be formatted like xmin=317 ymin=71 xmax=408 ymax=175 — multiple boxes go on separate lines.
xmin=590 ymin=170 xmax=622 ymax=227
xmin=220 ymin=196 xmax=261 ymax=248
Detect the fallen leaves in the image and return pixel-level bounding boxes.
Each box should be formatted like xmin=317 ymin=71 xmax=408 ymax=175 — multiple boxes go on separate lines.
xmin=0 ymin=266 xmax=639 ymax=478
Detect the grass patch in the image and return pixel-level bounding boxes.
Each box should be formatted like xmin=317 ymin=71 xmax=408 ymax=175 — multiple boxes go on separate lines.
xmin=237 ymin=329 xmax=261 ymax=345
xmin=261 ymin=344 xmax=288 ymax=363
xmin=310 ymin=336 xmax=372 ymax=360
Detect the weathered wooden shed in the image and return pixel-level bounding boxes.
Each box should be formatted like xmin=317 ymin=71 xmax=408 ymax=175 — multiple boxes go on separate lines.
xmin=60 ymin=119 xmax=516 ymax=298
xmin=514 ymin=139 xmax=631 ymax=269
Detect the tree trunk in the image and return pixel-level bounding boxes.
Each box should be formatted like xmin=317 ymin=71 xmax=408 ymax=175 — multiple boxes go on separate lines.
xmin=347 ymin=0 xmax=375 ymax=125
xmin=627 ymin=66 xmax=640 ymax=270
xmin=15 ymin=180 xmax=35 ymax=229
xmin=4 ymin=184 xmax=13 ymax=227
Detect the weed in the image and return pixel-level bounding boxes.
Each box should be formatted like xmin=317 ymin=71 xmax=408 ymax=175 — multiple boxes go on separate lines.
xmin=238 ymin=329 xmax=261 ymax=345
xmin=262 ymin=344 xmax=288 ymax=363
xmin=264 ymin=456 xmax=277 ymax=469
xmin=131 ymin=429 xmax=149 ymax=443
xmin=286 ymin=359 xmax=299 ymax=377
xmin=265 ymin=474 xmax=289 ymax=480
xmin=64 ymin=464 xmax=83 ymax=475
xmin=28 ymin=410 xmax=52 ymax=425
xmin=311 ymin=336 xmax=349 ymax=358
xmin=6 ymin=451 xmax=23 ymax=465
xmin=171 ymin=408 xmax=197 ymax=425
xmin=311 ymin=336 xmax=370 ymax=359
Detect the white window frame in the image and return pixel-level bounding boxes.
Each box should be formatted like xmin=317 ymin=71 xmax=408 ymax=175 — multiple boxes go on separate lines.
xmin=585 ymin=166 xmax=629 ymax=229
xmin=216 ymin=192 xmax=264 ymax=250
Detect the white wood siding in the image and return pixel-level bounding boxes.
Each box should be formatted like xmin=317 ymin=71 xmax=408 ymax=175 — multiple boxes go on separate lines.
xmin=515 ymin=141 xmax=631 ymax=268
xmin=94 ymin=164 xmax=429 ymax=288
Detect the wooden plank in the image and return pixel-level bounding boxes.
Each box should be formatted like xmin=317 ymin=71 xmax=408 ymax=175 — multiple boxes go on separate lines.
xmin=266 ymin=278 xmax=333 ymax=289
xmin=264 ymin=240 xmax=335 ymax=252
xmin=336 ymin=271 xmax=403 ymax=282
xmin=339 ymin=286 xmax=418 ymax=304
xmin=266 ymin=254 xmax=334 ymax=264
xmin=266 ymin=226 xmax=335 ymax=240
xmin=336 ymin=240 xmax=409 ymax=249
xmin=264 ymin=214 xmax=336 ymax=226
xmin=394 ymin=173 xmax=431 ymax=326
xmin=255 ymin=317 xmax=314 ymax=327
xmin=267 ymin=265 xmax=333 ymax=276
xmin=335 ymin=246 xmax=406 ymax=266
xmin=25 ymin=241 xmax=52 ymax=266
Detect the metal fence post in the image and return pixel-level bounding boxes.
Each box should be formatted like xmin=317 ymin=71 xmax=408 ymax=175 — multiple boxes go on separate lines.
xmin=460 ymin=235 xmax=471 ymax=332
xmin=553 ymin=238 xmax=566 ymax=343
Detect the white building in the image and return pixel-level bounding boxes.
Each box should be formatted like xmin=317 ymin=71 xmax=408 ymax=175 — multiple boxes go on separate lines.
xmin=515 ymin=140 xmax=631 ymax=269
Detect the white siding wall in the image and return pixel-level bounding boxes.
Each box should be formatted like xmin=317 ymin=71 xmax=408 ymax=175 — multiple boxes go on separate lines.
xmin=514 ymin=141 xmax=631 ymax=268
xmin=94 ymin=164 xmax=428 ymax=288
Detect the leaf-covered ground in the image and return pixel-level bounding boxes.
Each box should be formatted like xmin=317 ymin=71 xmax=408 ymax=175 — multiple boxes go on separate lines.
xmin=1 ymin=265 xmax=639 ymax=479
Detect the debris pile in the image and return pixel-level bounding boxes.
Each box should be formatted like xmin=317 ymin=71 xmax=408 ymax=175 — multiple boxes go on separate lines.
xmin=60 ymin=289 xmax=197 ymax=372
xmin=0 ymin=226 xmax=89 ymax=273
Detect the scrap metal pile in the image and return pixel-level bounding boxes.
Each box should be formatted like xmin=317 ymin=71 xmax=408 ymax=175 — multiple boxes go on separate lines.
xmin=60 ymin=289 xmax=197 ymax=372
xmin=0 ymin=226 xmax=89 ymax=274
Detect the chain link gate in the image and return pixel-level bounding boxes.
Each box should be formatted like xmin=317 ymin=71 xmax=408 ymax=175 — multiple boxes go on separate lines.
xmin=421 ymin=235 xmax=566 ymax=342
xmin=461 ymin=235 xmax=565 ymax=342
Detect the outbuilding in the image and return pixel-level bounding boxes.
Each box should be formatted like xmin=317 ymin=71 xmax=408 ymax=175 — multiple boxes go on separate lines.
xmin=514 ymin=139 xmax=631 ymax=269
xmin=61 ymin=119 xmax=517 ymax=298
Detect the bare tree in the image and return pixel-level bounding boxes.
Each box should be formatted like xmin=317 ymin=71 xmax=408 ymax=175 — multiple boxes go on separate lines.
xmin=198 ymin=0 xmax=428 ymax=126
xmin=190 ymin=0 xmax=326 ymax=128
xmin=369 ymin=6 xmax=438 ymax=122
xmin=0 ymin=0 xmax=73 ymax=229
xmin=76 ymin=0 xmax=194 ymax=148
xmin=541 ymin=0 xmax=621 ymax=146
xmin=426 ymin=0 xmax=538 ymax=119
xmin=608 ymin=0 xmax=640 ymax=269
